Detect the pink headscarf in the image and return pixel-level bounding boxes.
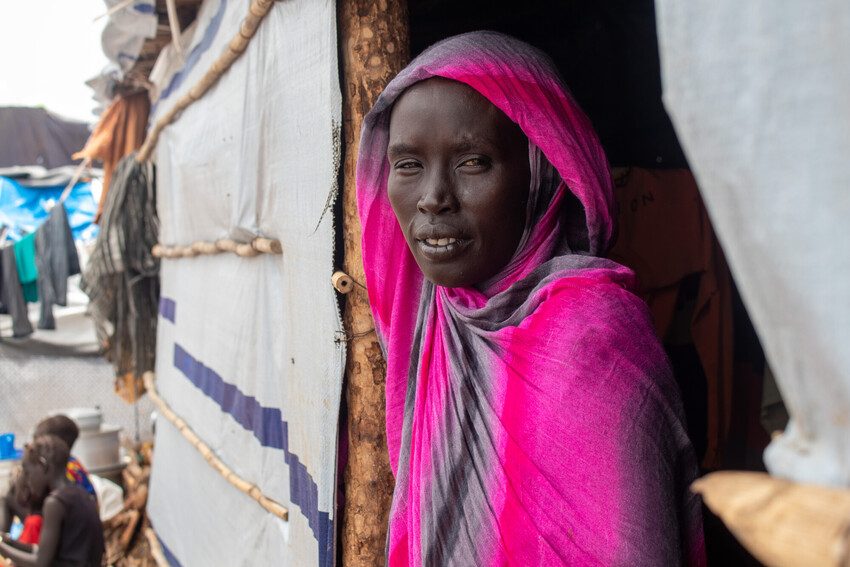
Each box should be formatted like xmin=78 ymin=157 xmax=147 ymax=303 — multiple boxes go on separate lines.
xmin=357 ymin=31 xmax=705 ymax=566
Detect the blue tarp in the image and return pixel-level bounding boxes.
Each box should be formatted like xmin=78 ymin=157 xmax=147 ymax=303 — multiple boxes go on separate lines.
xmin=0 ymin=176 xmax=98 ymax=243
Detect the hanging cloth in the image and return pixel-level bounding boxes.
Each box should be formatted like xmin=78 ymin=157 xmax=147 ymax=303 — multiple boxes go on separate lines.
xmin=82 ymin=154 xmax=159 ymax=397
xmin=73 ymin=92 xmax=150 ymax=222
xmin=13 ymin=232 xmax=39 ymax=303
xmin=35 ymin=203 xmax=82 ymax=329
xmin=0 ymin=245 xmax=33 ymax=337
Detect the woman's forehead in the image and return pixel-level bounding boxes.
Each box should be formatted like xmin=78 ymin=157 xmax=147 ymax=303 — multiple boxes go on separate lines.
xmin=387 ymin=77 xmax=522 ymax=151
xmin=390 ymin=78 xmax=495 ymax=120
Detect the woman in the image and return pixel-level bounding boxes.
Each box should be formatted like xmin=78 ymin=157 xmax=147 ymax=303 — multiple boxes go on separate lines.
xmin=357 ymin=31 xmax=705 ymax=566
xmin=0 ymin=435 xmax=104 ymax=567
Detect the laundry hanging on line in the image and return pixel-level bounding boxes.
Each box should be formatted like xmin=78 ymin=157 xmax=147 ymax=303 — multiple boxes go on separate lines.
xmin=0 ymin=177 xmax=92 ymax=337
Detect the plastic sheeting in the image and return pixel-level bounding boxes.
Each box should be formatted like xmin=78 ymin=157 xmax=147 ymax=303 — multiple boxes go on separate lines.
xmin=655 ymin=0 xmax=850 ymax=486
xmin=0 ymin=176 xmax=98 ymax=243
xmin=145 ymin=1 xmax=344 ymax=565
xmin=101 ymin=0 xmax=158 ymax=73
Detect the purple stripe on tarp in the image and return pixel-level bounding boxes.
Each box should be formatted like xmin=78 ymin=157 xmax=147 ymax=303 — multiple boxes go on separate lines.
xmin=173 ymin=343 xmax=334 ymax=566
xmin=153 ymin=528 xmax=183 ymax=567
xmin=159 ymin=297 xmax=176 ymax=323
xmin=150 ymin=0 xmax=228 ymax=117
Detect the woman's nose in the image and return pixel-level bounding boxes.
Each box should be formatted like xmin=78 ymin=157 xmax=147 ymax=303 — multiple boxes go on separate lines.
xmin=417 ymin=170 xmax=458 ymax=215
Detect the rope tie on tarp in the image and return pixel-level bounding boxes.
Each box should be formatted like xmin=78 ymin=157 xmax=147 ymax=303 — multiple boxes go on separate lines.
xmin=142 ymin=372 xmax=290 ymax=521
xmin=135 ymin=0 xmax=277 ymax=162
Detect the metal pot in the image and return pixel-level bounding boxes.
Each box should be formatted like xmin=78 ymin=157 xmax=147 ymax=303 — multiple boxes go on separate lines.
xmin=57 ymin=407 xmax=103 ymax=432
xmin=74 ymin=424 xmax=122 ymax=471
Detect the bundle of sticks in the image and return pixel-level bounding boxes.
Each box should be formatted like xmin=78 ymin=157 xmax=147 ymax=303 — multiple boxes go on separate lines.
xmin=102 ymin=442 xmax=165 ymax=567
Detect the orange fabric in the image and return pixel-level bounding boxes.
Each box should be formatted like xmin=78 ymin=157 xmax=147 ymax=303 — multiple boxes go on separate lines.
xmin=608 ymin=168 xmax=733 ymax=469
xmin=74 ymin=92 xmax=150 ymax=221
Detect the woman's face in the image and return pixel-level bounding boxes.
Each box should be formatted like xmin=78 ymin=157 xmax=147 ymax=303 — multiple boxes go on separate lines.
xmin=387 ymin=78 xmax=530 ymax=288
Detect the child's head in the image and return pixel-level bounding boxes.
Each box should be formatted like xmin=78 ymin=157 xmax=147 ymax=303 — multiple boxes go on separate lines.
xmin=34 ymin=415 xmax=79 ymax=451
xmin=16 ymin=435 xmax=70 ymax=511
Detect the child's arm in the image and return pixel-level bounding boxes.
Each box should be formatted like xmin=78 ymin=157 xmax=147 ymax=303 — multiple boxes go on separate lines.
xmin=0 ymin=495 xmax=64 ymax=567
xmin=0 ymin=534 xmax=33 ymax=553
xmin=0 ymin=532 xmax=37 ymax=566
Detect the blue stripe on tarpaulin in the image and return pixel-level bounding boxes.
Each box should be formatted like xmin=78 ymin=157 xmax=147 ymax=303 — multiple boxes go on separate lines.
xmin=159 ymin=297 xmax=176 ymax=323
xmin=173 ymin=342 xmax=334 ymax=566
xmin=151 ymin=0 xmax=228 ymax=116
xmin=133 ymin=3 xmax=155 ymax=14
xmin=156 ymin=530 xmax=183 ymax=567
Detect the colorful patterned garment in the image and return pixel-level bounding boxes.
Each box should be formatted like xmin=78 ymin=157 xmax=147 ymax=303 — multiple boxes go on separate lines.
xmin=356 ymin=31 xmax=706 ymax=566
xmin=66 ymin=456 xmax=96 ymax=497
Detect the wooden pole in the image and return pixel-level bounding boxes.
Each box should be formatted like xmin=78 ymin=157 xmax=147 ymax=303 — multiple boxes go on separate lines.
xmin=338 ymin=1 xmax=409 ymax=565
xmin=693 ymin=471 xmax=850 ymax=567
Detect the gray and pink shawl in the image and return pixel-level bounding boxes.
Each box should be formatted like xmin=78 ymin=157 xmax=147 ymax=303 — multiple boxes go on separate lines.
xmin=356 ymin=31 xmax=705 ymax=566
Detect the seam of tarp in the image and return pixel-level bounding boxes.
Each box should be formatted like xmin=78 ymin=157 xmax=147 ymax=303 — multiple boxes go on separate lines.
xmin=150 ymin=0 xmax=228 ymax=119
xmin=171 ymin=342 xmax=335 ymax=566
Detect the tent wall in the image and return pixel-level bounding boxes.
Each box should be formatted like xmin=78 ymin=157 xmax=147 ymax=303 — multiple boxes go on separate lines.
xmin=145 ymin=1 xmax=344 ymax=565
xmin=655 ymin=0 xmax=850 ymax=487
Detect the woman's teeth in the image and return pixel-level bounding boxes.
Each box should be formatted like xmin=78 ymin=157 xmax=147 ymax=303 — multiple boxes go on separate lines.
xmin=425 ymin=237 xmax=457 ymax=246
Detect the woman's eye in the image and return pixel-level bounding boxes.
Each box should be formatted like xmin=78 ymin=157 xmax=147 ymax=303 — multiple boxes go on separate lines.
xmin=459 ymin=157 xmax=489 ymax=168
xmin=394 ymin=160 xmax=421 ymax=170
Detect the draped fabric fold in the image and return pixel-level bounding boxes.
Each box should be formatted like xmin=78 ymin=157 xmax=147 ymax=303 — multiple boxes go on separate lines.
xmin=357 ymin=31 xmax=705 ymax=566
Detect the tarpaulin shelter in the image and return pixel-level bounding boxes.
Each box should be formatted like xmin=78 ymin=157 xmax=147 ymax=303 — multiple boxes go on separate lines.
xmin=0 ymin=107 xmax=90 ymax=169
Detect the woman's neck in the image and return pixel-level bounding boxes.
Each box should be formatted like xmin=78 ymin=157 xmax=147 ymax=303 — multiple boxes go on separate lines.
xmin=48 ymin=473 xmax=69 ymax=493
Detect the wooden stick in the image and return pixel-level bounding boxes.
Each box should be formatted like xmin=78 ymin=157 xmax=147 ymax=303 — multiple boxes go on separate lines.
xmin=331 ymin=271 xmax=354 ymax=294
xmin=144 ymin=528 xmax=170 ymax=567
xmin=165 ymin=0 xmax=184 ymax=60
xmin=215 ymin=239 xmax=239 ymax=253
xmin=252 ymin=237 xmax=282 ymax=254
xmin=694 ymin=471 xmax=850 ymax=567
xmin=153 ymin=238 xmax=282 ymax=259
xmin=191 ymin=241 xmax=219 ymax=255
xmin=235 ymin=243 xmax=260 ymax=257
xmin=93 ymin=0 xmax=135 ymax=22
xmin=142 ymin=372 xmax=289 ymax=521
xmin=136 ymin=0 xmax=276 ymax=162
xmin=338 ymin=0 xmax=408 ymax=563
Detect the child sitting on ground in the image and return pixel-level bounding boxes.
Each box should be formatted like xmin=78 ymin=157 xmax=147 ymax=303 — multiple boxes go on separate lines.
xmin=0 ymin=415 xmax=96 ymax=547
xmin=0 ymin=435 xmax=104 ymax=567
xmin=33 ymin=416 xmax=95 ymax=498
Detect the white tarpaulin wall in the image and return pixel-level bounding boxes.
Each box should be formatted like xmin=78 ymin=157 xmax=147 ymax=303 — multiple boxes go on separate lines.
xmin=655 ymin=1 xmax=850 ymax=486
xmin=146 ymin=1 xmax=344 ymax=565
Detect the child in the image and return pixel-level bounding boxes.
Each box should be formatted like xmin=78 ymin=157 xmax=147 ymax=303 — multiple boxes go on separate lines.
xmin=0 ymin=415 xmax=97 ymax=548
xmin=33 ymin=416 xmax=95 ymax=498
xmin=0 ymin=435 xmax=104 ymax=566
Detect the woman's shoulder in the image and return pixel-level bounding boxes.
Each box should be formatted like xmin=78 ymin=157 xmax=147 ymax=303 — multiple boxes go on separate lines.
xmin=50 ymin=483 xmax=97 ymax=509
xmin=516 ymin=269 xmax=680 ymax=408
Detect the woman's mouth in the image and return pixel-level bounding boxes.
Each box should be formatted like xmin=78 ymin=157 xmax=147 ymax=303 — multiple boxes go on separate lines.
xmin=415 ymin=236 xmax=471 ymax=262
